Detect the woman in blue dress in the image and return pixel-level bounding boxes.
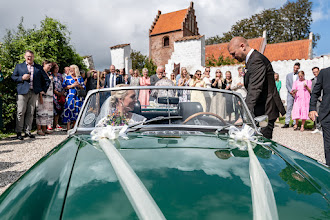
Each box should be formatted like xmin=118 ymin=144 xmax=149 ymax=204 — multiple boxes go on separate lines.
xmin=62 ymin=64 xmax=85 ymax=130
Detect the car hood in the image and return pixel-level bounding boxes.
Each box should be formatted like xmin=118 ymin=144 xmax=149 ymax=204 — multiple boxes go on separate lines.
xmin=61 ymin=133 xmax=329 ymax=220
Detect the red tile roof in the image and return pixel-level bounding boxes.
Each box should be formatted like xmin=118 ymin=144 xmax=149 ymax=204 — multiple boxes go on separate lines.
xmin=150 ymin=9 xmax=188 ymax=36
xmin=205 ymin=37 xmax=264 ymax=60
xmin=263 ymin=39 xmax=310 ymax=62
xmin=176 ymin=35 xmax=204 ymax=42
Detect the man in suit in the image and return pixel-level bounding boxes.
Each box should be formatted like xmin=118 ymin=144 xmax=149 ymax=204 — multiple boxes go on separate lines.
xmin=309 ymin=67 xmax=330 ymax=165
xmin=150 ymin=66 xmax=164 ymax=86
xmin=11 ymin=50 xmax=50 ymax=140
xmin=311 ymin=67 xmax=322 ymax=134
xmin=282 ymin=63 xmax=300 ymax=128
xmin=228 ymin=37 xmax=285 ymax=139
xmin=104 ymin=65 xmax=123 ymax=88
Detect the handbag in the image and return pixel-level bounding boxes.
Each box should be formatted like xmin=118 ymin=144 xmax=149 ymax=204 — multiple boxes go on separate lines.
xmin=58 ymin=95 xmax=66 ymax=105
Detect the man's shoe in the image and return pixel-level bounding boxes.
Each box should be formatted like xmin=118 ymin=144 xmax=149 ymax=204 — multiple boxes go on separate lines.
xmin=25 ymin=132 xmax=35 ymax=138
xmin=17 ymin=132 xmax=24 ymax=140
xmin=282 ymin=124 xmax=290 ymax=128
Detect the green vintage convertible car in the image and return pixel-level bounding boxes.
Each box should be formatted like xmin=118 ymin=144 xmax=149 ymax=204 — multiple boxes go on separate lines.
xmin=0 ymin=86 xmax=329 ymax=219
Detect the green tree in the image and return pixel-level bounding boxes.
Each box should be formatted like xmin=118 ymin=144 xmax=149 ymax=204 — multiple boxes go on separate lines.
xmin=206 ymin=0 xmax=320 ymax=47
xmin=130 ymin=50 xmax=157 ymax=76
xmin=0 ymin=17 xmax=86 ymax=131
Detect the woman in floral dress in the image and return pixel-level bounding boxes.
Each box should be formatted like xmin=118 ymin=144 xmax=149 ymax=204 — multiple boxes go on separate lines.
xmin=62 ymin=64 xmax=86 ymax=130
xmin=36 ymin=61 xmax=53 ymax=135
xmin=138 ymin=68 xmax=151 ymax=108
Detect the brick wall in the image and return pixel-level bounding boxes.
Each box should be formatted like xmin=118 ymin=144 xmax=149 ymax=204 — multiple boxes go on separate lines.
xmin=149 ymin=31 xmax=184 ymax=67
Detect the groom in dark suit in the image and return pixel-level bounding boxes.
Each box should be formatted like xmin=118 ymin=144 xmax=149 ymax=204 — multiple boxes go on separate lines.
xmin=11 ymin=50 xmax=50 ymax=140
xmin=309 ymin=67 xmax=330 ymax=165
xmin=228 ymin=37 xmax=285 ymax=139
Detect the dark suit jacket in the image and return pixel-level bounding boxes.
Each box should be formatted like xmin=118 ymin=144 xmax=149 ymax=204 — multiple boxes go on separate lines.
xmin=244 ymin=50 xmax=286 ymax=120
xmin=104 ymin=73 xmax=123 ymax=88
xmin=11 ymin=62 xmax=50 ymax=95
xmin=150 ymin=74 xmax=160 ymax=86
xmin=310 ymin=67 xmax=330 ymax=122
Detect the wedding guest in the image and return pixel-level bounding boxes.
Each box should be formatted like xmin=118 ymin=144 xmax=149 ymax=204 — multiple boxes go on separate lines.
xmin=223 ymin=71 xmax=234 ymax=122
xmin=36 ymin=61 xmax=53 ymax=135
xmin=105 ymin=65 xmax=122 ymax=88
xmin=202 ymin=67 xmax=213 ymax=111
xmin=176 ymin=67 xmax=186 ymax=84
xmin=139 ymin=68 xmax=151 ymax=108
xmin=124 ymin=75 xmax=130 ymax=85
xmin=130 ymin=69 xmax=140 ymax=96
xmin=210 ymin=69 xmax=226 ymax=118
xmin=11 ymin=50 xmax=50 ymax=140
xmin=150 ymin=66 xmax=164 ymax=86
xmin=62 ymin=65 xmax=85 ymax=130
xmin=151 ymin=73 xmax=175 ymax=98
xmin=86 ymin=70 xmax=100 ymax=92
xmin=291 ymin=71 xmax=312 ymax=131
xmin=231 ymin=66 xmax=247 ymax=99
xmin=283 ymin=63 xmax=300 ymax=128
xmin=189 ymin=70 xmax=206 ymax=111
xmin=274 ymin=73 xmax=281 ymax=94
xmin=63 ymin=66 xmax=70 ymax=78
xmin=170 ymin=73 xmax=176 ymax=85
xmin=178 ymin=68 xmax=191 ymax=102
xmin=100 ymin=71 xmax=106 ymax=88
xmin=309 ymin=66 xmax=330 ymax=165
xmin=311 ymin=67 xmax=322 ymax=134
xmin=81 ymin=70 xmax=87 ymax=86
xmin=52 ymin=62 xmax=65 ymax=131
xmin=202 ymin=67 xmax=212 ymax=89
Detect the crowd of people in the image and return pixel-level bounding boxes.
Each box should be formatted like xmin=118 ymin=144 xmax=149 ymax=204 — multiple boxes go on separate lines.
xmin=7 ymin=42 xmax=330 ymax=165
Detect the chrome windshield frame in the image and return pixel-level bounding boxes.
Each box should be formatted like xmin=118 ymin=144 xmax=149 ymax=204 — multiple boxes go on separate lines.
xmin=71 ymin=86 xmax=259 ymax=135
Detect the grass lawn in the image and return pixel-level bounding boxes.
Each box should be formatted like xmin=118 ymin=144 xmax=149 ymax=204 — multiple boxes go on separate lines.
xmin=277 ymin=117 xmax=314 ymax=129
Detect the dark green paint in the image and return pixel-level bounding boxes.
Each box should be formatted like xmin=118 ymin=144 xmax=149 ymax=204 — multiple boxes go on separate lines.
xmin=0 ymin=133 xmax=329 ymax=219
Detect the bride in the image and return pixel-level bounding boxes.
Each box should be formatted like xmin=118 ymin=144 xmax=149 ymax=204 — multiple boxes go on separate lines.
xmin=96 ymin=85 xmax=146 ymax=127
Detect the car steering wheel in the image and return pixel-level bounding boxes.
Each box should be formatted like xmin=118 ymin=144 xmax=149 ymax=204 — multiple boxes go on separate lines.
xmin=183 ymin=112 xmax=226 ymax=125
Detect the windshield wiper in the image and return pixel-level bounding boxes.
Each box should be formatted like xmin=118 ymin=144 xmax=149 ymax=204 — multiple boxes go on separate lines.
xmin=127 ymin=116 xmax=183 ymax=132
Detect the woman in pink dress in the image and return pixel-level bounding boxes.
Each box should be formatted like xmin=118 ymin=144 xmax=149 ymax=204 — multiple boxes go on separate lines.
xmin=139 ymin=68 xmax=151 ymax=108
xmin=291 ymin=71 xmax=312 ymax=131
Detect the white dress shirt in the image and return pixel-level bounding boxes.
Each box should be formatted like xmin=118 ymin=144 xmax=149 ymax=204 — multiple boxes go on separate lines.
xmin=231 ymin=74 xmax=247 ymax=98
xmin=109 ymin=73 xmax=116 ymax=88
xmin=246 ymin=49 xmax=254 ymax=64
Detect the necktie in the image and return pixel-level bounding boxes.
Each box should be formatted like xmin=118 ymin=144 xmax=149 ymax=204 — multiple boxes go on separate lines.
xmin=112 ymin=74 xmax=115 ymax=87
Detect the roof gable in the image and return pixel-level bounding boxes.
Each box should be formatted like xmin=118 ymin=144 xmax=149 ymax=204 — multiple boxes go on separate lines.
xmin=150 ymin=9 xmax=188 ymax=36
xmin=263 ymin=39 xmax=311 ymax=62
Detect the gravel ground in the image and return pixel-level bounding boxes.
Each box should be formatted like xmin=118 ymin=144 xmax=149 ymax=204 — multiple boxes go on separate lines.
xmin=0 ymin=124 xmax=326 ymax=195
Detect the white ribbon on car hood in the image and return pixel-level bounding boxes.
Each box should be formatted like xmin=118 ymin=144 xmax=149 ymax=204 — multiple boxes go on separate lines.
xmin=91 ymin=126 xmax=166 ymax=220
xmin=229 ymin=125 xmax=279 ymax=220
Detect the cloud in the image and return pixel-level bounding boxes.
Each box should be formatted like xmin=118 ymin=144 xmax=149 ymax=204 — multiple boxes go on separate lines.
xmin=0 ymin=0 xmax=290 ymax=70
xmin=312 ymin=0 xmax=330 ymax=22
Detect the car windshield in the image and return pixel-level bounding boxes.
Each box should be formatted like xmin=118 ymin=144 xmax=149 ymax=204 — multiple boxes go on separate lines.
xmin=77 ymin=86 xmax=254 ymax=131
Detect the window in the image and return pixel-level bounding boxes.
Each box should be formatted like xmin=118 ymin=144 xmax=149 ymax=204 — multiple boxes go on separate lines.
xmin=163 ymin=36 xmax=169 ymax=47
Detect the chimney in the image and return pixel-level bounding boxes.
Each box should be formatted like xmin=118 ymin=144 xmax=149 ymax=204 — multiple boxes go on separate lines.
xmin=308 ymin=32 xmax=313 ymax=59
xmin=190 ymin=1 xmax=194 ymax=8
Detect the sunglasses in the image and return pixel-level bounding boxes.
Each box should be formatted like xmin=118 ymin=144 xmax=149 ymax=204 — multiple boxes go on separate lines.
xmin=196 ymin=74 xmax=201 ymax=76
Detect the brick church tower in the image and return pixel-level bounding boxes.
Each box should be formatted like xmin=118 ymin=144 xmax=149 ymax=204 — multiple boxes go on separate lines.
xmin=149 ymin=2 xmax=199 ymax=67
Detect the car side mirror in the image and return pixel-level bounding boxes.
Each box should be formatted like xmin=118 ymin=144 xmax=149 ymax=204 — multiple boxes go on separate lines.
xmin=254 ymin=115 xmax=268 ymax=128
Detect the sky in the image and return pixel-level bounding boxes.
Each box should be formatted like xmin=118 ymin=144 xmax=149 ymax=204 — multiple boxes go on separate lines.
xmin=0 ymin=0 xmax=329 ymax=70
